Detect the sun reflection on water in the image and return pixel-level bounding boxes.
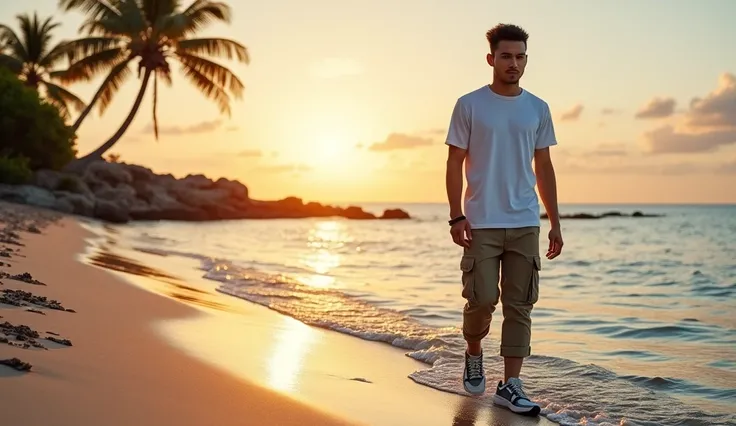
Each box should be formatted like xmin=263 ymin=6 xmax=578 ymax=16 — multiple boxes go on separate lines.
xmin=300 ymin=221 xmax=350 ymax=287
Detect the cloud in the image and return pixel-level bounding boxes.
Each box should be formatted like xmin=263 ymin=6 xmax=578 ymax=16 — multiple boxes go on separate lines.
xmin=367 ymin=133 xmax=434 ymax=151
xmin=635 ymin=97 xmax=676 ymax=119
xmin=556 ymin=148 xmax=734 ymax=175
xmin=142 ymin=119 xmax=224 ymax=135
xmin=309 ymin=58 xmax=362 ymax=79
xmin=643 ymin=126 xmax=736 ymax=153
xmin=715 ymin=160 xmax=736 ymax=174
xmin=560 ymin=104 xmax=583 ymax=121
xmin=686 ymin=73 xmax=736 ymax=129
xmin=641 ymin=73 xmax=736 ymax=154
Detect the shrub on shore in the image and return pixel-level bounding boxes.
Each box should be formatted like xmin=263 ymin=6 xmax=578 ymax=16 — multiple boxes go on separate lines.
xmin=0 ymin=68 xmax=77 ymax=178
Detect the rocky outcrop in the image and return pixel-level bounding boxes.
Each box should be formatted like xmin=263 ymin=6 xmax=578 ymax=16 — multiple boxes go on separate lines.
xmin=0 ymin=161 xmax=411 ymax=224
xmin=541 ymin=211 xmax=664 ymax=220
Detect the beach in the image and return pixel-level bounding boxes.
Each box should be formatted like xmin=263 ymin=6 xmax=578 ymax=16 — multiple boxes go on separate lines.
xmin=68 ymin=202 xmax=736 ymax=426
xmin=0 ymin=202 xmax=558 ymax=425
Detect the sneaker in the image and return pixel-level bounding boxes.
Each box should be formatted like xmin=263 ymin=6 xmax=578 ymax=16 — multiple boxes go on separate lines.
xmin=492 ymin=377 xmax=541 ymax=416
xmin=462 ymin=351 xmax=486 ymax=395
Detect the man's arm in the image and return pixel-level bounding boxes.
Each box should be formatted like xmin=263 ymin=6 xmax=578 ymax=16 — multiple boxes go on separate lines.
xmin=446 ymin=146 xmax=466 ymax=218
xmin=534 ymin=147 xmax=560 ymax=229
xmin=444 ymin=99 xmax=471 ymax=219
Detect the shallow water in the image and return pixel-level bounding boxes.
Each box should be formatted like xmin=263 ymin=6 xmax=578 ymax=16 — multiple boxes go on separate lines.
xmin=86 ymin=203 xmax=736 ymax=426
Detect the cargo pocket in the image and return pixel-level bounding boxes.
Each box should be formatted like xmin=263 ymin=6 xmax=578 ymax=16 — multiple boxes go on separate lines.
xmin=460 ymin=255 xmax=477 ymax=303
xmin=527 ymin=255 xmax=541 ymax=304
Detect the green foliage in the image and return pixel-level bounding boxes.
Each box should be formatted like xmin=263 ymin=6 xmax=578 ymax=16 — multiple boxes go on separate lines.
xmin=0 ymin=155 xmax=33 ymax=184
xmin=0 ymin=67 xmax=77 ymax=171
xmin=0 ymin=12 xmax=88 ymax=118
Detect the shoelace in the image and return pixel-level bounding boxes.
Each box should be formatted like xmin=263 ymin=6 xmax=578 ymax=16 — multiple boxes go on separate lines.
xmin=465 ymin=357 xmax=483 ymax=379
xmin=508 ymin=380 xmax=529 ymax=400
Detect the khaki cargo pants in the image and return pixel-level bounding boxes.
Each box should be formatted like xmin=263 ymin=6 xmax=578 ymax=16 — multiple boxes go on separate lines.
xmin=459 ymin=226 xmax=541 ymax=358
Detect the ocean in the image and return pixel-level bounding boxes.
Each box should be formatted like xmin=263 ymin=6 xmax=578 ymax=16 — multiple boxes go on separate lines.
xmin=82 ymin=203 xmax=736 ymax=426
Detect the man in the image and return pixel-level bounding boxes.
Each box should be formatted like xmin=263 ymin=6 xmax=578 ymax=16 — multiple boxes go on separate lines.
xmin=444 ymin=23 xmax=563 ymax=417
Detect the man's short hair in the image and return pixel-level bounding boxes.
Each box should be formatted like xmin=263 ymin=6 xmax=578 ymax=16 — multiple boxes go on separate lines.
xmin=485 ymin=24 xmax=529 ymax=54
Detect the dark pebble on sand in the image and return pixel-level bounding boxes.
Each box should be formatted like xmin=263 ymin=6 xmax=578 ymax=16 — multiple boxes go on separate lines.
xmin=7 ymin=272 xmax=45 ymax=285
xmin=0 ymin=358 xmax=32 ymax=371
xmin=1 ymin=289 xmax=72 ymax=311
xmin=48 ymin=336 xmax=72 ymax=346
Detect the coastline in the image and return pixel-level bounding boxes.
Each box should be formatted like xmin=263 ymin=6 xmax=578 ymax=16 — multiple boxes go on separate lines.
xmin=0 ymin=202 xmax=350 ymax=426
xmin=0 ymin=201 xmax=557 ymax=425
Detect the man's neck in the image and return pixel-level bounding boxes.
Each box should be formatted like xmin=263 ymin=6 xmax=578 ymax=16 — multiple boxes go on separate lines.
xmin=489 ymin=81 xmax=522 ymax=97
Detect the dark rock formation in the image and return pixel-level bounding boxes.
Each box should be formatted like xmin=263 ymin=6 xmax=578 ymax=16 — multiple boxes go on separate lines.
xmin=47 ymin=336 xmax=72 ymax=346
xmin=541 ymin=210 xmax=664 ymax=220
xmin=0 ymin=357 xmax=32 ymax=371
xmin=2 ymin=272 xmax=45 ymax=286
xmin=0 ymin=161 xmax=412 ymax=223
xmin=1 ymin=289 xmax=73 ymax=312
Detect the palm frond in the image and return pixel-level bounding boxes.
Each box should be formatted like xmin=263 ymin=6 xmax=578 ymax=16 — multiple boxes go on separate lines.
xmin=79 ymin=0 xmax=146 ymax=37
xmin=0 ymin=53 xmax=24 ymax=74
xmin=93 ymin=57 xmax=133 ymax=114
xmin=176 ymin=37 xmax=248 ymax=63
xmin=0 ymin=24 xmax=29 ymax=62
xmin=176 ymin=52 xmax=244 ymax=98
xmin=43 ymin=80 xmax=88 ymax=115
xmin=57 ymin=0 xmax=121 ymax=18
xmin=38 ymin=39 xmax=80 ymax=69
xmin=161 ymin=0 xmax=231 ymax=39
xmin=157 ymin=67 xmax=172 ymax=87
xmin=143 ymin=0 xmax=180 ymax=27
xmin=61 ymin=36 xmax=121 ymax=62
xmin=55 ymin=46 xmax=126 ymax=84
xmin=177 ymin=54 xmax=231 ymax=115
xmin=17 ymin=13 xmax=61 ymax=63
xmin=38 ymin=15 xmax=62 ymax=61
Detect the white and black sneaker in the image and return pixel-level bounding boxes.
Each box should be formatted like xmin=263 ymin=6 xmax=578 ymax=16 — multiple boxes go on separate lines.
xmin=492 ymin=377 xmax=540 ymax=416
xmin=462 ymin=351 xmax=486 ymax=395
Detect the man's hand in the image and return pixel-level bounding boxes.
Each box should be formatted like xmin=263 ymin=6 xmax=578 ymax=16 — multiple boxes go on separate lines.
xmin=450 ymin=219 xmax=472 ymax=248
xmin=546 ymin=227 xmax=563 ymax=259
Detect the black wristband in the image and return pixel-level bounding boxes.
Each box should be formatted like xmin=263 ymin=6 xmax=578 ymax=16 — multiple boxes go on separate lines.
xmin=448 ymin=215 xmax=466 ymax=226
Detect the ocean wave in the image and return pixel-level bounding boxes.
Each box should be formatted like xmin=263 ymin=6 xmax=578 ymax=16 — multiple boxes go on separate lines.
xmin=193 ymin=257 xmax=736 ymax=426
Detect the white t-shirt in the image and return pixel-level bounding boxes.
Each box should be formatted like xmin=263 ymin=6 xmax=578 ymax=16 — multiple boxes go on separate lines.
xmin=445 ymin=85 xmax=557 ymax=229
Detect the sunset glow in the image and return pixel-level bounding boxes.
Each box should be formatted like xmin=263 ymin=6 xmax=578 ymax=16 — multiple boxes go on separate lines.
xmin=3 ymin=0 xmax=734 ymax=204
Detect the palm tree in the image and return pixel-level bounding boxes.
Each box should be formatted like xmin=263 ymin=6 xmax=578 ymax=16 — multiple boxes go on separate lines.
xmin=58 ymin=0 xmax=249 ymax=168
xmin=0 ymin=12 xmax=87 ymax=120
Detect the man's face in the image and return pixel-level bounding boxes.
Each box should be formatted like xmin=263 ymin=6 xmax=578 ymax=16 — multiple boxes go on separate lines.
xmin=487 ymin=41 xmax=527 ymax=84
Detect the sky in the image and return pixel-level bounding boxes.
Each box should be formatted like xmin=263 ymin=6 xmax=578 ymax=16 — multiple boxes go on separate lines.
xmin=2 ymin=0 xmax=735 ymax=204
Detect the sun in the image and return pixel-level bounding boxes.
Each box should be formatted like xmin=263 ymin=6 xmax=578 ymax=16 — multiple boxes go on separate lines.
xmin=308 ymin=130 xmax=355 ymax=169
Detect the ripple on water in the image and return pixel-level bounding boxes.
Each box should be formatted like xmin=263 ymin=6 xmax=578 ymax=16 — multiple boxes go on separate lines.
xmin=589 ymin=324 xmax=716 ymax=342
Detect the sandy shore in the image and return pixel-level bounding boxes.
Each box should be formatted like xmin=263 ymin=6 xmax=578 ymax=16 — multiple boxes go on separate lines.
xmin=0 ymin=201 xmax=557 ymax=426
xmin=0 ymin=202 xmax=350 ymax=426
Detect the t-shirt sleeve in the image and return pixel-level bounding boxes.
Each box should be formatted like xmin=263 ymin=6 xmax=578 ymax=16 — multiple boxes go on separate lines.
xmin=536 ymin=103 xmax=558 ymax=150
xmin=445 ymin=99 xmax=471 ymax=150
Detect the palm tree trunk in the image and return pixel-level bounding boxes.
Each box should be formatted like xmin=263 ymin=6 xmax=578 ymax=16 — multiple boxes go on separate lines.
xmin=64 ymin=68 xmax=152 ymax=172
